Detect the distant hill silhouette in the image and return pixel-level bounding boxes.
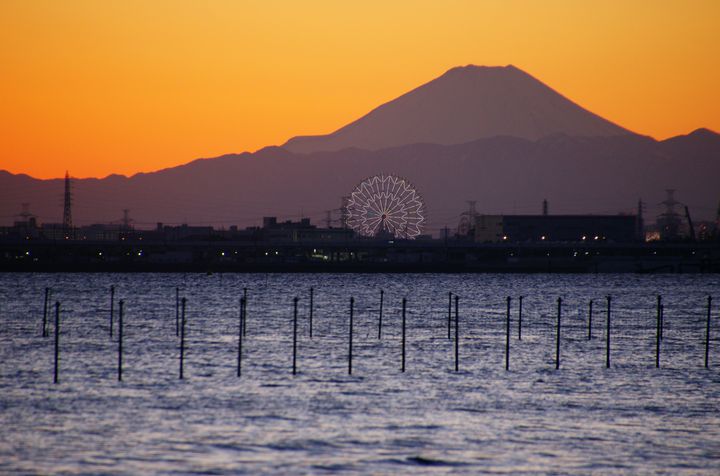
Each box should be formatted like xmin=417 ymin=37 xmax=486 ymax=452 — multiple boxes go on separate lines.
xmin=284 ymin=65 xmax=634 ymax=153
xmin=2 ymin=65 xmax=718 ymax=231
xmin=2 ymin=130 xmax=719 ymax=230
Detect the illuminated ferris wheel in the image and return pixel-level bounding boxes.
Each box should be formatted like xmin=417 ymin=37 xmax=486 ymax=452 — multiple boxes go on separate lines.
xmin=346 ymin=174 xmax=425 ymax=239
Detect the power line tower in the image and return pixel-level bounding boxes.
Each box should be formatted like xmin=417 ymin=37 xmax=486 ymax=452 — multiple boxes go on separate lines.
xmin=637 ymin=199 xmax=645 ymax=241
xmin=457 ymin=200 xmax=477 ymax=237
xmin=658 ymin=189 xmax=682 ymax=240
xmin=62 ymin=171 xmax=73 ymax=232
xmin=121 ymin=209 xmax=132 ymax=230
xmin=542 ymin=198 xmax=548 ymax=216
xmin=340 ymin=196 xmax=350 ymax=229
xmin=467 ymin=200 xmax=477 ymax=220
xmin=324 ymin=210 xmax=332 ymax=228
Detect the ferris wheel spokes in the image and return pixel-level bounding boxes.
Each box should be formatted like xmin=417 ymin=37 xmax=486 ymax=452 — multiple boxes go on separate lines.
xmin=346 ymin=174 xmax=425 ymax=239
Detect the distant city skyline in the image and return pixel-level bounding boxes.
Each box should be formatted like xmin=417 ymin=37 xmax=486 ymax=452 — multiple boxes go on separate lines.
xmin=1 ymin=1 xmax=719 ymax=179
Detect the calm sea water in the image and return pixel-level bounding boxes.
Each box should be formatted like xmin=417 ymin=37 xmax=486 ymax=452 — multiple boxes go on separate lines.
xmin=1 ymin=273 xmax=719 ymax=474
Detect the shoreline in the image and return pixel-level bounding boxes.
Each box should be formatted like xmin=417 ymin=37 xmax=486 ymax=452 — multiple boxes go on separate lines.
xmin=2 ymin=240 xmax=718 ymax=273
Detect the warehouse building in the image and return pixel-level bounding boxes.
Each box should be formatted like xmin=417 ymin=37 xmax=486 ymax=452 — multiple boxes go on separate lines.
xmin=474 ymin=215 xmax=638 ymax=243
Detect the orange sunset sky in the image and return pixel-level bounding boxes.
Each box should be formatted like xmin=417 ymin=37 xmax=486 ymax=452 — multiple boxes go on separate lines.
xmin=1 ymin=0 xmax=718 ymax=180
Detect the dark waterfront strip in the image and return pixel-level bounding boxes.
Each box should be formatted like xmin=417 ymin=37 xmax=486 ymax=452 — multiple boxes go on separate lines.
xmin=2 ymin=240 xmax=719 ymax=273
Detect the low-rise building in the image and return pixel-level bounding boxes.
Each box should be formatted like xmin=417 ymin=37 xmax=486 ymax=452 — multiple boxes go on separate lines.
xmin=473 ymin=214 xmax=638 ymax=243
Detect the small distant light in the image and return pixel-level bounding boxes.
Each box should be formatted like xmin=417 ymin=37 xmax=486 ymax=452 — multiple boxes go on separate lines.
xmin=265 ymin=252 xmax=268 ymax=256
xmin=582 ymin=235 xmax=587 ymax=240
xmin=502 ymin=235 xmax=508 ymax=240
xmin=594 ymin=236 xmax=599 ymax=240
xmin=313 ymin=248 xmax=317 ymax=253
xmin=25 ymin=251 xmax=30 ymax=255
xmin=98 ymin=252 xmax=103 ymax=256
xmin=137 ymin=251 xmax=142 ymax=256
xmin=541 ymin=235 xmax=546 ymax=241
xmin=275 ymin=251 xmax=279 ymax=255
xmin=221 ymin=252 xmax=225 ymax=256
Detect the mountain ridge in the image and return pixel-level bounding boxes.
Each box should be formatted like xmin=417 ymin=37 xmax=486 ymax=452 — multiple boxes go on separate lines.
xmin=2 ymin=130 xmax=718 ymax=229
xmin=1 ymin=128 xmax=715 ymax=182
xmin=283 ymin=64 xmax=634 ymax=154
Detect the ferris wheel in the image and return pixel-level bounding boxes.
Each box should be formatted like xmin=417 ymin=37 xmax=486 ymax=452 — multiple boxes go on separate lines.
xmin=346 ymin=174 xmax=426 ymax=238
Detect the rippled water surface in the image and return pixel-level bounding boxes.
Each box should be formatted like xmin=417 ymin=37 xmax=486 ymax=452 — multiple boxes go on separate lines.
xmin=1 ymin=273 xmax=719 ymax=474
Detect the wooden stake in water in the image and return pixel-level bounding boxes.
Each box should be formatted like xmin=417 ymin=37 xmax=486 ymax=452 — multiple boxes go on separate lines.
xmin=505 ymin=296 xmax=511 ymax=371
xmin=243 ymin=287 xmax=248 ymax=337
xmin=118 ymin=300 xmax=124 ymax=381
xmin=378 ymin=289 xmax=384 ymax=339
xmin=518 ymin=296 xmax=523 ymax=341
xmin=109 ymin=285 xmax=115 ymax=339
xmin=309 ymin=287 xmax=314 ymax=339
xmin=175 ymin=287 xmax=180 ymax=337
xmin=447 ymin=292 xmax=452 ymax=340
xmin=293 ymin=297 xmax=299 ymax=375
xmin=556 ymin=297 xmax=562 ymax=370
xmin=401 ymin=297 xmax=407 ymax=373
xmin=656 ymin=295 xmax=662 ymax=368
xmin=179 ymin=297 xmax=186 ymax=379
xmin=705 ymin=295 xmax=712 ymax=368
xmin=53 ymin=301 xmax=60 ymax=384
xmin=42 ymin=287 xmax=50 ymax=337
xmin=348 ymin=297 xmax=354 ymax=375
xmin=660 ymin=303 xmax=665 ymax=341
xmin=588 ymin=300 xmax=593 ymax=340
xmin=454 ymin=295 xmax=459 ymax=372
xmin=606 ymin=295 xmax=611 ymax=369
xmin=237 ymin=297 xmax=244 ymax=377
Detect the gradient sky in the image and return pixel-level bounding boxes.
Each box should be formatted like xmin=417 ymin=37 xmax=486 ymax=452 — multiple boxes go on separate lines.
xmin=1 ymin=0 xmax=718 ymax=179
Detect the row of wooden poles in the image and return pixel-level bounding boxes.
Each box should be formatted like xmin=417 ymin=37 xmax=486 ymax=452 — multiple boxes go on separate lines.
xmin=39 ymin=286 xmax=714 ymax=383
